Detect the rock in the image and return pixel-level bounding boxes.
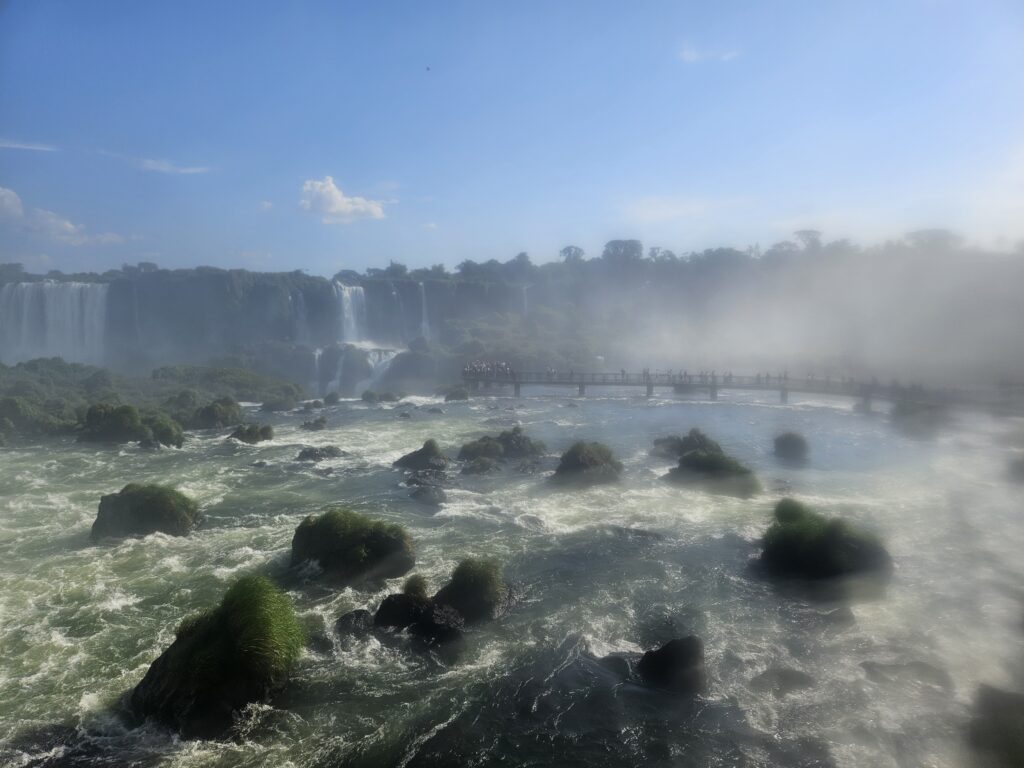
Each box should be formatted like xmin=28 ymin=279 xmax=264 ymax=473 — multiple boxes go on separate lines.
xmin=495 ymin=426 xmax=545 ymax=459
xmin=300 ymin=416 xmax=327 ymax=431
xmin=751 ymin=666 xmax=815 ymax=698
xmin=261 ymin=396 xmax=297 ymax=413
xmin=189 ymin=397 xmax=243 ymax=429
xmin=409 ymin=603 xmax=466 ymax=647
xmin=394 ymin=439 xmax=449 ymax=471
xmin=323 ymin=391 xmax=341 ymax=405
xmin=78 ymin=403 xmax=150 ymax=445
xmin=598 ymin=654 xmax=632 ymax=680
xmin=774 ymin=432 xmax=809 ymax=462
xmin=444 ymin=386 xmax=470 ymax=402
xmin=665 ymin=449 xmax=760 ymax=497
xmin=374 ymin=593 xmax=430 ymax=629
xmin=361 ymin=390 xmax=379 ymax=404
xmin=760 ymin=498 xmax=893 ymax=580
xmin=432 ymin=557 xmax=508 ymax=624
xmin=130 ymin=575 xmax=303 ymax=739
xmin=552 ymin=441 xmax=622 ymax=485
xmin=461 ymin=456 xmax=499 ymax=475
xmin=290 ymin=508 xmax=415 ymax=583
xmin=651 ymin=428 xmax=722 ymax=459
xmin=335 ymin=609 xmax=374 ymax=636
xmin=296 ymin=445 xmax=343 ymax=462
xmin=969 ymin=684 xmax=1024 ymax=765
xmin=458 ymin=435 xmax=504 ymax=461
xmin=230 ymin=424 xmax=274 ymax=444
xmin=399 ymin=411 xmax=411 ymax=419
xmin=636 ymin=636 xmax=706 ymax=693
xmin=410 ymin=485 xmax=448 ymax=507
xmin=92 ymin=484 xmax=199 ymax=539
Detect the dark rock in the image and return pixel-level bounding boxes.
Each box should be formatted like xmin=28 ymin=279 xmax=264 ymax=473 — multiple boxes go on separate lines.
xmin=636 ymin=636 xmax=706 ymax=693
xmin=461 ymin=456 xmax=499 ymax=475
xmin=969 ymin=684 xmax=1024 ymax=765
xmin=296 ymin=445 xmax=343 ymax=462
xmin=375 ymin=593 xmax=430 ymax=629
xmin=651 ymin=428 xmax=722 ymax=459
xmin=92 ymin=483 xmax=199 ymax=539
xmin=335 ymin=609 xmax=375 ymax=636
xmin=399 ymin=411 xmax=412 ymax=419
xmin=290 ymin=508 xmax=415 ymax=583
xmin=774 ymin=431 xmax=809 ymax=462
xmin=323 ymin=391 xmax=341 ymax=405
xmin=411 ymin=485 xmax=448 ymax=506
xmin=409 ymin=603 xmax=466 ymax=646
xmin=189 ymin=397 xmax=243 ymax=429
xmin=394 ymin=439 xmax=449 ymax=471
xmin=300 ymin=416 xmax=327 ymax=431
xmin=598 ymin=654 xmax=632 ymax=679
xmin=666 ymin=449 xmax=760 ymax=497
xmin=552 ymin=441 xmax=622 ymax=485
xmin=444 ymin=386 xmax=469 ymax=402
xmin=230 ymin=424 xmax=274 ymax=444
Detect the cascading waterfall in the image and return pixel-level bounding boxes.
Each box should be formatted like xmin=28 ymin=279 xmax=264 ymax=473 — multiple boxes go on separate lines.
xmin=312 ymin=347 xmax=323 ymax=394
xmin=418 ymin=281 xmax=431 ymax=340
xmin=0 ymin=281 xmax=110 ymax=365
xmin=333 ymin=282 xmax=367 ymax=342
xmin=356 ymin=348 xmax=400 ymax=393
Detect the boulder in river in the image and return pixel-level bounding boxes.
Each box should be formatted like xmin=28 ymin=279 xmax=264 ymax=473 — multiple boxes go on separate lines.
xmin=636 ymin=636 xmax=706 ymax=694
xmin=92 ymin=483 xmax=199 ymax=539
xmin=759 ymin=497 xmax=893 ymax=580
xmin=375 ymin=577 xmax=432 ymax=629
xmin=394 ymin=439 xmax=449 ymax=471
xmin=773 ymin=431 xmax=809 ymax=462
xmin=552 ymin=441 xmax=622 ymax=485
xmin=290 ymin=508 xmax=415 ymax=583
xmin=651 ymin=428 xmax=722 ymax=459
xmin=461 ymin=456 xmax=499 ymax=475
xmin=130 ymin=575 xmax=303 ymax=739
xmin=410 ymin=485 xmax=448 ymax=507
xmin=431 ymin=557 xmax=508 ymax=625
xmin=444 ymin=386 xmax=470 ymax=402
xmin=300 ymin=415 xmax=327 ymax=431
xmin=296 ymin=445 xmax=343 ymax=462
xmin=230 ymin=424 xmax=274 ymax=444
xmin=968 ymin=684 xmax=1024 ymax=766
xmin=666 ymin=448 xmax=760 ymax=497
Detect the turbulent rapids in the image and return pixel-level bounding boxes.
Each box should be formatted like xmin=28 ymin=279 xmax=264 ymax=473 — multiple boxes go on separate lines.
xmin=1 ymin=388 xmax=1023 ymax=767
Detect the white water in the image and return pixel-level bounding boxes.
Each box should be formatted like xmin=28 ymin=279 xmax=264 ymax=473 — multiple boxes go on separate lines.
xmin=418 ymin=282 xmax=430 ymax=341
xmin=0 ymin=281 xmax=110 ymax=365
xmin=356 ymin=347 xmax=400 ymax=392
xmin=333 ymin=283 xmax=367 ymax=343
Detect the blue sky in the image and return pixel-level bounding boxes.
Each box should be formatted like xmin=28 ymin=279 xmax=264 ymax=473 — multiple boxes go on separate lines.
xmin=1 ymin=0 xmax=1023 ymax=275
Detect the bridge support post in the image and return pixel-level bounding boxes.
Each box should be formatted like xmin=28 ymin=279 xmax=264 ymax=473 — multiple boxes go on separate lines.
xmin=780 ymin=387 xmax=788 ymax=404
xmin=514 ymin=382 xmax=521 ymax=398
xmin=710 ymin=384 xmax=718 ymax=401
xmin=646 ymin=383 xmax=654 ymax=397
xmin=578 ymin=383 xmax=586 ymax=396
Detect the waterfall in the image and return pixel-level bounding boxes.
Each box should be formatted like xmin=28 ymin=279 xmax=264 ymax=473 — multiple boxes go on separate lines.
xmin=312 ymin=347 xmax=323 ymax=394
xmin=292 ymin=289 xmax=311 ymax=344
xmin=418 ymin=282 xmax=431 ymax=340
xmin=521 ymin=285 xmax=529 ymax=317
xmin=357 ymin=348 xmax=400 ymax=393
xmin=333 ymin=282 xmax=367 ymax=342
xmin=0 ymin=281 xmax=110 ymax=365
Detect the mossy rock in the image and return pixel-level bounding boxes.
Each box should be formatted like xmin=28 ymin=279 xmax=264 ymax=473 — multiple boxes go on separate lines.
xmin=444 ymin=386 xmax=470 ymax=402
xmin=190 ymin=398 xmax=243 ymax=429
xmin=130 ymin=575 xmax=303 ymax=738
xmin=300 ymin=416 xmax=327 ymax=431
xmin=760 ymin=498 xmax=892 ymax=580
xmin=296 ymin=445 xmax=343 ymax=462
xmin=774 ymin=431 xmax=808 ymax=462
xmin=92 ymin=483 xmax=199 ymax=539
xmin=666 ymin=449 xmax=760 ymax=497
xmin=323 ymin=391 xmax=341 ymax=405
xmin=78 ymin=403 xmax=150 ymax=444
xmin=651 ymin=428 xmax=722 ymax=459
xmin=230 ymin=424 xmax=274 ymax=444
xmin=290 ymin=508 xmax=415 ymax=582
xmin=143 ymin=412 xmax=184 ymax=448
xmin=458 ymin=427 xmax=544 ymax=463
xmin=461 ymin=456 xmax=499 ymax=475
xmin=394 ymin=439 xmax=448 ymax=471
xmin=432 ymin=557 xmax=508 ymax=624
xmin=553 ymin=441 xmax=622 ymax=485
xmin=458 ymin=435 xmax=504 ymax=461
xmin=260 ymin=396 xmax=296 ymax=413
xmin=361 ymin=390 xmax=379 ymax=404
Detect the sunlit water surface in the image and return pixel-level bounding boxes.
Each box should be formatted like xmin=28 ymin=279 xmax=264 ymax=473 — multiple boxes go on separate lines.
xmin=2 ymin=388 xmax=1023 ymax=767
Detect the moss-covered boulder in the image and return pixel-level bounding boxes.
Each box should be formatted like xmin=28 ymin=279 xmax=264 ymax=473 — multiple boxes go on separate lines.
xmin=432 ymin=557 xmax=508 ymax=624
xmin=290 ymin=508 xmax=414 ymax=582
xmin=78 ymin=403 xmax=149 ymax=444
xmin=230 ymin=424 xmax=274 ymax=444
xmin=759 ymin=498 xmax=892 ymax=580
xmin=458 ymin=435 xmax=504 ymax=461
xmin=130 ymin=575 xmax=303 ymax=738
xmin=323 ymin=391 xmax=340 ymax=405
xmin=666 ymin=449 xmax=760 ymax=497
xmin=92 ymin=484 xmax=199 ymax=539
xmin=296 ymin=445 xmax=343 ymax=462
xmin=651 ymin=428 xmax=722 ymax=459
xmin=374 ymin=577 xmax=432 ymax=630
xmin=394 ymin=439 xmax=448 ymax=471
xmin=444 ymin=386 xmax=469 ymax=402
xmin=361 ymin=390 xmax=379 ymax=404
xmin=461 ymin=456 xmax=499 ymax=475
xmin=774 ymin=431 xmax=808 ymax=462
xmin=458 ymin=426 xmax=545 ymax=463
xmin=636 ymin=636 xmax=706 ymax=694
xmin=188 ymin=397 xmax=244 ymax=430
xmin=300 ymin=415 xmax=327 ymax=431
xmin=144 ymin=413 xmax=184 ymax=448
xmin=553 ymin=441 xmax=622 ymax=485
xmin=260 ymin=396 xmax=296 ymax=413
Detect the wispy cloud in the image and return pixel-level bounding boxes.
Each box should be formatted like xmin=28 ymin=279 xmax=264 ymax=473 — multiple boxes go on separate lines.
xmin=678 ymin=45 xmax=740 ymax=63
xmin=0 ymin=138 xmax=59 ymax=152
xmin=260 ymin=200 xmax=274 ymax=211
xmin=99 ymin=150 xmax=209 ymax=174
xmin=0 ymin=185 xmax=123 ymax=246
xmin=300 ymin=176 xmax=387 ymax=224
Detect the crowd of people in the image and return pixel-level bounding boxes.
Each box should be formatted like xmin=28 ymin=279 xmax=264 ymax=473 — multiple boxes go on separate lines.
xmin=462 ymin=360 xmax=516 ymax=380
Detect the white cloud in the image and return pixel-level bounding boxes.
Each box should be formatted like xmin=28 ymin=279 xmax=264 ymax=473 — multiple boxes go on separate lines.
xmin=624 ymin=196 xmax=716 ymax=223
xmin=424 ymin=222 xmax=438 ymax=230
xmin=260 ymin=200 xmax=274 ymax=211
xmin=300 ymin=176 xmax=387 ymax=224
xmin=135 ymin=157 xmax=209 ymax=175
xmin=0 ymin=185 xmax=123 ymax=246
xmin=0 ymin=138 xmax=58 ymax=152
xmin=678 ymin=45 xmax=740 ymax=63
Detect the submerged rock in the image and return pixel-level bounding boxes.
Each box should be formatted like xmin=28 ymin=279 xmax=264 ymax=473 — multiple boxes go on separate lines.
xmin=552 ymin=441 xmax=622 ymax=485
xmin=230 ymin=424 xmax=274 ymax=444
xmin=296 ymin=445 xmax=344 ymax=462
xmin=291 ymin=508 xmax=415 ymax=583
xmin=130 ymin=575 xmax=303 ymax=739
xmin=774 ymin=431 xmax=809 ymax=462
xmin=759 ymin=497 xmax=892 ymax=580
xmin=300 ymin=415 xmax=327 ymax=431
xmin=334 ymin=609 xmax=374 ymax=636
xmin=394 ymin=439 xmax=449 ymax=471
xmin=92 ymin=483 xmax=199 ymax=539
xmin=636 ymin=636 xmax=706 ymax=693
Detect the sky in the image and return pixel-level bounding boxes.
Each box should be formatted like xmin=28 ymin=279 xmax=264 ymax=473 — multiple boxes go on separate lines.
xmin=1 ymin=0 xmax=1023 ymax=276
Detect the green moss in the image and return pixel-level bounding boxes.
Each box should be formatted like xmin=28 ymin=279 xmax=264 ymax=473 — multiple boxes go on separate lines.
xmin=78 ymin=403 xmax=150 ymax=444
xmin=403 ymin=574 xmax=428 ymax=600
xmin=393 ymin=438 xmax=449 ymax=470
xmin=131 ymin=575 xmax=303 ymax=737
xmin=229 ymin=424 xmax=274 ymax=444
xmin=290 ymin=508 xmax=415 ymax=582
xmin=189 ymin=397 xmax=243 ymax=429
xmin=433 ymin=557 xmax=507 ymax=624
xmin=666 ymin=448 xmax=761 ymax=496
xmin=143 ymin=412 xmax=185 ymax=448
xmin=458 ymin=435 xmax=504 ymax=461
xmin=92 ymin=483 xmax=199 ymax=539
xmin=553 ymin=441 xmax=622 ymax=484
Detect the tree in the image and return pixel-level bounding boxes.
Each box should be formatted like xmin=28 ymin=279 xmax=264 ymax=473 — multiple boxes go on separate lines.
xmin=794 ymin=230 xmax=822 ymax=251
xmin=601 ymin=240 xmax=643 ymax=266
xmin=559 ymin=245 xmax=585 ymax=264
xmin=648 ymin=247 xmax=678 ymax=263
xmin=383 ymin=261 xmax=408 ymax=279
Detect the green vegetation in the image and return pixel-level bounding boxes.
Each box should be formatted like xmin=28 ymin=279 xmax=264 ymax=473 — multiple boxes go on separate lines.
xmin=130 ymin=575 xmax=303 ymax=738
xmin=188 ymin=397 xmax=243 ymax=429
xmin=459 ymin=426 xmax=545 ymax=463
xmin=403 ymin=574 xmax=428 ymax=600
xmin=774 ymin=431 xmax=809 ymax=461
xmin=230 ymin=424 xmax=274 ymax=444
xmin=433 ymin=557 xmax=507 ymax=624
xmin=77 ymin=403 xmax=184 ymax=447
xmin=553 ymin=441 xmax=622 ymax=484
xmin=261 ymin=396 xmax=296 ymax=413
xmin=92 ymin=483 xmax=199 ymax=539
xmin=290 ymin=508 xmax=415 ymax=582
xmin=394 ymin=438 xmax=448 ymax=471
xmin=666 ymin=444 xmax=761 ymax=497
xmin=458 ymin=435 xmax=504 ymax=461
xmin=760 ymin=497 xmax=892 ymax=579
xmin=651 ymin=428 xmax=722 ymax=459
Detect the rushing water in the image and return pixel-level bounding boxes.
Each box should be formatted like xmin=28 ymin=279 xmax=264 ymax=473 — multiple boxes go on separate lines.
xmin=0 ymin=282 xmax=110 ymax=366
xmin=1 ymin=389 xmax=1023 ymax=767
xmin=333 ymin=284 xmax=367 ymax=343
